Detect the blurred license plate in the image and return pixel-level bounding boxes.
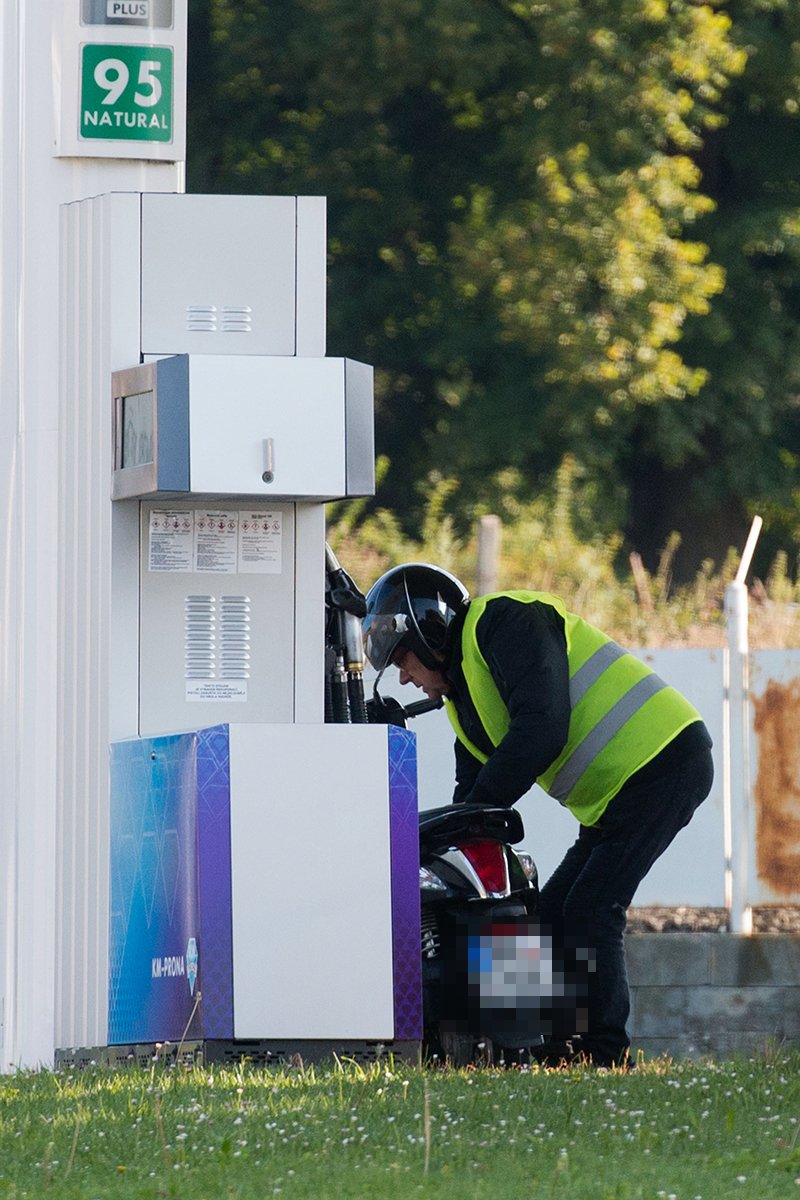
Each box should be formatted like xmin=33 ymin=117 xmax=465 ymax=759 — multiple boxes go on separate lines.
xmin=468 ymin=922 xmax=555 ymax=1008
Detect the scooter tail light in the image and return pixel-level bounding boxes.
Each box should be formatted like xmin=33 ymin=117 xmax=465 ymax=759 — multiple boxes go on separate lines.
xmin=460 ymin=839 xmax=508 ymax=895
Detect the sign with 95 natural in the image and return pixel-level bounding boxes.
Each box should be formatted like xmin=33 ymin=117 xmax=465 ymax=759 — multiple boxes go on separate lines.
xmin=80 ymin=43 xmax=173 ymax=142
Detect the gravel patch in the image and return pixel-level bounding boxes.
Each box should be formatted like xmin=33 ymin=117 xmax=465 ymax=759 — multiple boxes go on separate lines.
xmin=628 ymin=905 xmax=800 ymax=933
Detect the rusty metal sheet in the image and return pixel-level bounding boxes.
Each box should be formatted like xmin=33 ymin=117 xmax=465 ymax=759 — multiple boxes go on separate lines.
xmin=751 ymin=653 xmax=800 ymax=903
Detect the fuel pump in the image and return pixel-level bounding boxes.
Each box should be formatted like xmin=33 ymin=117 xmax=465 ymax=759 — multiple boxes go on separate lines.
xmin=54 ymin=192 xmax=423 ymax=1065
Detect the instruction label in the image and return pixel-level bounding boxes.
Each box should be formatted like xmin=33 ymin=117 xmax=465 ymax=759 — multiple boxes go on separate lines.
xmin=148 ymin=509 xmax=193 ymax=572
xmin=185 ymin=680 xmax=247 ymax=703
xmin=194 ymin=510 xmax=238 ymax=574
xmin=148 ymin=509 xmax=283 ymax=574
xmin=239 ymin=511 xmax=282 ymax=574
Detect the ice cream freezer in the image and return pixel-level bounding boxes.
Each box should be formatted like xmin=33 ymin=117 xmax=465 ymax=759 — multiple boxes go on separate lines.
xmin=99 ymin=722 xmax=422 ymax=1064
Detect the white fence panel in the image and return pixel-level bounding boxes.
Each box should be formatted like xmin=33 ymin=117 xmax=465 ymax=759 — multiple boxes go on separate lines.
xmin=397 ymin=646 xmax=800 ymax=909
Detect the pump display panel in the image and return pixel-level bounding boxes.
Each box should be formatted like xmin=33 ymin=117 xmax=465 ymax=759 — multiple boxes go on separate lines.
xmin=112 ymin=356 xmax=189 ymax=499
xmin=121 ymin=391 xmax=155 ymax=468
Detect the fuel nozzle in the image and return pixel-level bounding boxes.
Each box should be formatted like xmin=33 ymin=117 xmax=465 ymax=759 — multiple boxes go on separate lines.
xmin=325 ymin=543 xmax=369 ymax=723
xmin=325 ymin=544 xmax=367 ymax=624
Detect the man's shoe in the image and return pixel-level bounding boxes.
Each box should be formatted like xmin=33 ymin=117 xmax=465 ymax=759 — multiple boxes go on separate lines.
xmin=531 ymin=1039 xmax=581 ymax=1068
xmin=579 ymin=1041 xmax=633 ymax=1070
xmin=532 ymin=1038 xmax=633 ymax=1070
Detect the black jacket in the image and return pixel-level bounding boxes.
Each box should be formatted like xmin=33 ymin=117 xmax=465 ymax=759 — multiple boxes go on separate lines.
xmin=445 ymin=595 xmax=710 ymax=813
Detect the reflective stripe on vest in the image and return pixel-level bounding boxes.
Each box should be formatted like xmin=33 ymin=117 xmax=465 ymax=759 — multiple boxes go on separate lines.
xmin=446 ymin=591 xmax=701 ymax=825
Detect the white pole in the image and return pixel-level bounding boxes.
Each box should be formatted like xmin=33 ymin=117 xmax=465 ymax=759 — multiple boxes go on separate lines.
xmin=734 ymin=515 xmax=763 ymax=586
xmin=0 ymin=0 xmax=184 ymax=1069
xmin=723 ymin=515 xmax=762 ymax=935
xmin=476 ymin=515 xmax=501 ymax=596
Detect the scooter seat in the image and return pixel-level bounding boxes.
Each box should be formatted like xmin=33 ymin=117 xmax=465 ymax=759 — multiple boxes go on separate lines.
xmin=419 ymin=803 xmax=524 ymax=847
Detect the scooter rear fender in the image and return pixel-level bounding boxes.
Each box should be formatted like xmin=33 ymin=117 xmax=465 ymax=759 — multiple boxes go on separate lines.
xmin=419 ymin=803 xmax=524 ymax=849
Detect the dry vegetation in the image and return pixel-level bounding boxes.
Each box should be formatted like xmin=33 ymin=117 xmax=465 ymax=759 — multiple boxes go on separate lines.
xmin=328 ymin=461 xmax=800 ymax=650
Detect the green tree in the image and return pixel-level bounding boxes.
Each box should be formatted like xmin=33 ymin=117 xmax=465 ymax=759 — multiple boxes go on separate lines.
xmin=625 ymin=0 xmax=800 ymax=575
xmin=187 ymin=0 xmax=749 ymax=560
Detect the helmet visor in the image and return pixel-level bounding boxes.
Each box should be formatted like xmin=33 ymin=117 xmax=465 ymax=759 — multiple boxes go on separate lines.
xmin=362 ymin=610 xmax=408 ymax=673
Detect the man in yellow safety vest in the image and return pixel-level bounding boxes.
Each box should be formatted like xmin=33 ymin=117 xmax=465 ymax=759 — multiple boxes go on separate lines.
xmin=362 ymin=562 xmax=714 ymax=1068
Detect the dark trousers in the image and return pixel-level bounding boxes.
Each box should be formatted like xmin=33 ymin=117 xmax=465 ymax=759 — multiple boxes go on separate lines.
xmin=538 ymin=746 xmax=715 ymax=1064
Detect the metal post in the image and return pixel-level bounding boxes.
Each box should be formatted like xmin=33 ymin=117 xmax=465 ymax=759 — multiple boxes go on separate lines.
xmin=476 ymin=514 xmax=501 ymax=596
xmin=723 ymin=515 xmax=762 ymax=935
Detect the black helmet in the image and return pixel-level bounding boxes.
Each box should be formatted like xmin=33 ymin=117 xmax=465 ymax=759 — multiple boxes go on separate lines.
xmin=362 ymin=563 xmax=469 ymax=672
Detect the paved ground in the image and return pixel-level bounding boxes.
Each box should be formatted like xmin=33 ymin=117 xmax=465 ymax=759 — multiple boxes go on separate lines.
xmin=628 ymin=906 xmax=800 ymax=932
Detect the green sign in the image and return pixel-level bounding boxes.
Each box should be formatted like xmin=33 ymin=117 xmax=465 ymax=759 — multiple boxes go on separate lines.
xmin=80 ymin=43 xmax=173 ymax=142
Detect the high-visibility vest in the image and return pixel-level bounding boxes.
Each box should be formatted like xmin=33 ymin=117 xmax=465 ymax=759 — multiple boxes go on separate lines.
xmin=444 ymin=591 xmax=701 ymax=825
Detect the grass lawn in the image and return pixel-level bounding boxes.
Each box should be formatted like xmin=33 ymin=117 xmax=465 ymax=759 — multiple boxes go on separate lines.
xmin=0 ymin=1048 xmax=798 ymax=1198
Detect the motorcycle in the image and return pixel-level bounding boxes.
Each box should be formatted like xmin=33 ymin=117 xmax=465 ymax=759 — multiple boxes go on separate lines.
xmin=324 ymin=546 xmax=552 ymax=1064
xmin=379 ymin=694 xmax=549 ymax=1064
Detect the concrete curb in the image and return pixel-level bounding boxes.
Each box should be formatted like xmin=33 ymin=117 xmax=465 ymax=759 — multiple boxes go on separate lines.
xmin=627 ymin=932 xmax=800 ymax=1059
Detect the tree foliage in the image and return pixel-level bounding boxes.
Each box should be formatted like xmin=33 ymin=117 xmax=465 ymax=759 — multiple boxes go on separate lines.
xmin=639 ymin=0 xmax=800 ymax=571
xmin=187 ymin=0 xmax=800 ymax=575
